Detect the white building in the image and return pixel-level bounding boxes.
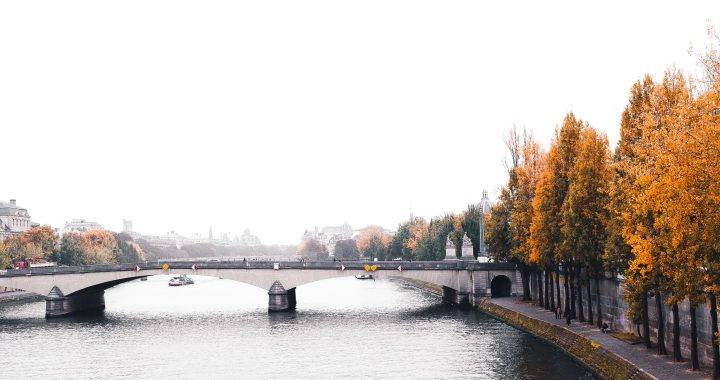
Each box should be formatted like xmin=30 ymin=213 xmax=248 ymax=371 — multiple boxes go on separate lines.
xmin=142 ymin=231 xmax=189 ymax=249
xmin=63 ymin=219 xmax=104 ymax=234
xmin=0 ymin=199 xmax=34 ymax=241
xmin=301 ymin=223 xmax=354 ymax=256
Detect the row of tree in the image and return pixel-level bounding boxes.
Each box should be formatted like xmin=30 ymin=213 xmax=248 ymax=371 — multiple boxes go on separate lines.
xmin=484 ymin=33 xmax=720 ymax=376
xmin=348 ymin=209 xmax=485 ymax=262
xmin=0 ymin=226 xmax=144 ymax=267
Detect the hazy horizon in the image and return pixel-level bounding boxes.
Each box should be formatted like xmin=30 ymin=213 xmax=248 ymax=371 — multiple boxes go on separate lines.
xmin=2 ymin=1 xmax=719 ymax=244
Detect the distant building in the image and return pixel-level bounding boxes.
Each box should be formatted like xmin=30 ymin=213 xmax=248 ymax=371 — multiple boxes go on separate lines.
xmin=0 ymin=199 xmax=34 ymax=241
xmin=123 ymin=219 xmax=133 ymax=234
xmin=240 ymin=229 xmax=261 ymax=246
xmin=142 ymin=231 xmax=189 ymax=249
xmin=480 ymin=190 xmax=491 ymax=214
xmin=301 ymin=223 xmax=353 ymax=256
xmin=63 ymin=219 xmax=104 ymax=234
xmin=477 ymin=190 xmax=491 ymax=258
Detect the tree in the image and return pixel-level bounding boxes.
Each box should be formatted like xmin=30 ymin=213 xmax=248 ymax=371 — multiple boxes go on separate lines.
xmin=81 ymin=230 xmax=119 ymax=265
xmin=530 ymin=113 xmax=585 ymax=317
xmin=388 ymin=220 xmax=414 ymax=260
xmin=561 ymin=126 xmax=611 ymax=324
xmin=624 ymin=70 xmax=691 ymax=355
xmin=115 ymin=232 xmax=145 ymax=263
xmin=428 ymin=215 xmax=455 ymax=260
xmin=357 ymin=226 xmax=390 ymax=260
xmin=462 ymin=205 xmax=482 ymax=258
xmin=0 ymin=226 xmax=59 ymax=268
xmin=297 ymin=238 xmax=329 ymax=260
xmin=447 ymin=215 xmax=465 ymax=258
xmin=55 ymin=233 xmax=86 ymax=266
xmin=642 ymin=56 xmax=720 ymax=373
xmin=334 ymin=239 xmax=360 ymax=260
xmin=485 ymin=196 xmax=510 ymax=263
xmin=505 ymin=127 xmax=546 ymax=301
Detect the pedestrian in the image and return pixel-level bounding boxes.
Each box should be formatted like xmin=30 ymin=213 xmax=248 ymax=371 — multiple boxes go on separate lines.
xmin=566 ymin=313 xmax=571 ymax=326
xmin=601 ymin=322 xmax=609 ymax=333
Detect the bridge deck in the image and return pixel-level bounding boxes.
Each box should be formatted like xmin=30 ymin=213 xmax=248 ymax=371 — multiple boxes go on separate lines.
xmin=0 ymin=260 xmax=517 ymax=277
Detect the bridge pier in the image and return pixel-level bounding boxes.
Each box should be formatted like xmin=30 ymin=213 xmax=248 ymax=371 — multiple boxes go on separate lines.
xmin=268 ymin=281 xmax=296 ymax=312
xmin=45 ymin=286 xmax=106 ymax=318
xmin=441 ymin=286 xmax=471 ymax=308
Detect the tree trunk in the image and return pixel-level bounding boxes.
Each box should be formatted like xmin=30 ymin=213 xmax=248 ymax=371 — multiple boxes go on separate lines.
xmin=576 ymin=264 xmax=585 ymax=322
xmin=548 ymin=268 xmax=554 ymax=311
xmin=656 ymin=292 xmax=667 ymax=355
xmin=521 ymin=265 xmax=531 ymax=301
xmin=537 ymin=269 xmax=544 ymax=307
xmin=570 ymin=268 xmax=577 ymax=319
xmin=596 ymin=277 xmax=603 ymax=328
xmin=709 ymin=293 xmax=719 ymax=380
xmin=564 ymin=269 xmax=571 ymax=317
xmin=544 ymin=269 xmax=551 ymax=310
xmin=691 ymin=305 xmax=699 ymax=370
xmin=586 ymin=279 xmax=593 ymax=325
xmin=555 ymin=267 xmax=561 ymax=314
xmin=643 ymin=291 xmax=651 ymax=349
xmin=672 ymin=302 xmax=682 ymax=362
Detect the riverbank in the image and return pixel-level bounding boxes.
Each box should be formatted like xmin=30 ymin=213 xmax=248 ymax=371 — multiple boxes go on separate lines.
xmin=398 ymin=278 xmax=713 ymax=380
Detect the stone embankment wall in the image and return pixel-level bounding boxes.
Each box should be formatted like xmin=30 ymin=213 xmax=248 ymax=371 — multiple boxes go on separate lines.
xmin=533 ymin=275 xmax=719 ymax=368
xmin=476 ymin=299 xmax=652 ymax=380
xmin=400 ymin=277 xmax=652 ymax=380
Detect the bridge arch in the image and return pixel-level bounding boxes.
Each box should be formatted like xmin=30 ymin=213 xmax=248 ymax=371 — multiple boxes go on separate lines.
xmin=490 ymin=275 xmax=512 ymax=298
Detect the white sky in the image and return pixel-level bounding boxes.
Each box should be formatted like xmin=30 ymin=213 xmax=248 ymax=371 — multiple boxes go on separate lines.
xmin=1 ymin=1 xmax=718 ymax=244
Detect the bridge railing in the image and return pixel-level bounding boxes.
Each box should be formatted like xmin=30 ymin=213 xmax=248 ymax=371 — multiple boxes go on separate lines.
xmin=0 ymin=260 xmax=517 ymax=277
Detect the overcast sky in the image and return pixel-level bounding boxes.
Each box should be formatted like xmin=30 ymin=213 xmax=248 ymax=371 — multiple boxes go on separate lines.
xmin=1 ymin=1 xmax=718 ymax=244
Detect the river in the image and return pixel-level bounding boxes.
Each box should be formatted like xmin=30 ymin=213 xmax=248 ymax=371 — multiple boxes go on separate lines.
xmin=0 ymin=275 xmax=592 ymax=379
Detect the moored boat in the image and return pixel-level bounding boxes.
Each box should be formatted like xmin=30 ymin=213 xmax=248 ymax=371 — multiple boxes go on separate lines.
xmin=168 ymin=274 xmax=194 ymax=286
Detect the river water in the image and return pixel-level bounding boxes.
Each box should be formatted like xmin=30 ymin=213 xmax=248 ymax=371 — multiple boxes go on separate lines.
xmin=0 ymin=276 xmax=592 ymax=379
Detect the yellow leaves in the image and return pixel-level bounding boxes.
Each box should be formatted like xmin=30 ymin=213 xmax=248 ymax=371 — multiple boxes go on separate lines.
xmin=357 ymin=226 xmax=390 ymax=253
xmin=406 ymin=219 xmax=428 ymax=251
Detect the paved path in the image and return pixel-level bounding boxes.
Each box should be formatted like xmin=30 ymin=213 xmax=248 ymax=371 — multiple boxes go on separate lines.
xmin=490 ymin=297 xmax=713 ymax=380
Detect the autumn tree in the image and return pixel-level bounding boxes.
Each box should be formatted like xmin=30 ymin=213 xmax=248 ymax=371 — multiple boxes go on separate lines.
xmin=0 ymin=226 xmax=59 ymax=268
xmin=81 ymin=230 xmax=119 ymax=264
xmin=624 ymin=70 xmax=691 ymax=355
xmin=504 ymin=126 xmax=547 ymax=301
xmin=357 ymin=226 xmax=390 ymax=260
xmin=530 ymin=113 xmax=585 ymax=316
xmin=643 ymin=49 xmax=720 ymax=373
xmin=561 ymin=126 xmax=611 ymax=324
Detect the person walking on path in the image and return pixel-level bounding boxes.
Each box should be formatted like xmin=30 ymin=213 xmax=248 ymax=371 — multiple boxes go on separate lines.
xmin=556 ymin=307 xmax=562 ymax=319
xmin=566 ymin=313 xmax=572 ymax=326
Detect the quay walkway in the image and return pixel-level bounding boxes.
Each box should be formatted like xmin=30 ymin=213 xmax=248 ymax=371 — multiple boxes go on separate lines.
xmin=490 ymin=298 xmax=714 ymax=380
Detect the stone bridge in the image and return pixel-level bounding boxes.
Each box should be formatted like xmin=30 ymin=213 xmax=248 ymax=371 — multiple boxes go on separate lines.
xmin=0 ymin=260 xmax=520 ymax=317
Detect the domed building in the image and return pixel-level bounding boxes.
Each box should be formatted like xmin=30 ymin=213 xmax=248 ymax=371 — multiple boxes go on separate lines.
xmin=0 ymin=199 xmax=34 ymax=241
